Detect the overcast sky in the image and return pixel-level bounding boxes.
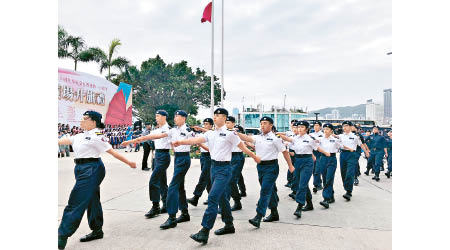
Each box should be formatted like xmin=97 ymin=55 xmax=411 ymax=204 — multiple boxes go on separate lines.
xmin=59 ymin=0 xmax=391 ymax=118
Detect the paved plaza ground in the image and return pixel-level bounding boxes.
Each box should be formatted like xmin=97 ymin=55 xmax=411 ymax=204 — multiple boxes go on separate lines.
xmin=58 ymin=150 xmax=392 ymax=250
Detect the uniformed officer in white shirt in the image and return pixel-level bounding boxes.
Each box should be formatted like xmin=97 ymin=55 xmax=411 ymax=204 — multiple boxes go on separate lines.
xmin=311 ymin=121 xmax=325 ymax=193
xmin=122 ymin=110 xmax=171 ymax=218
xmin=58 ymin=111 xmax=136 ymax=250
xmin=187 ymin=118 xmax=214 ymax=206
xmin=225 ymin=116 xmax=246 ymax=211
xmin=284 ymin=119 xmax=298 ymax=188
xmin=172 ymin=108 xmax=261 ymax=244
xmin=316 ymin=123 xmax=342 ymax=208
xmin=339 ymin=121 xmax=363 ymax=201
xmin=237 ymin=116 xmax=295 ymax=228
xmin=278 ymin=121 xmax=330 ymax=219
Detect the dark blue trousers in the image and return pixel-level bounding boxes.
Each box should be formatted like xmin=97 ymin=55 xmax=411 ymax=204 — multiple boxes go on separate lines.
xmin=149 ymin=151 xmax=170 ymax=204
xmin=340 ymin=151 xmax=358 ymax=193
xmin=167 ymin=154 xmax=191 ymax=215
xmin=193 ymin=154 xmax=212 ymax=197
xmin=354 ymin=150 xmax=361 ymax=177
xmin=370 ymin=150 xmax=384 ymax=175
xmin=256 ymin=162 xmax=279 ymax=216
xmin=387 ymin=150 xmax=392 ymax=173
xmin=287 ymin=150 xmax=295 ymax=184
xmin=313 ymin=151 xmax=323 ymax=187
xmin=58 ymin=159 xmax=106 ymax=237
xmin=319 ymin=156 xmax=337 ymax=200
xmin=230 ymin=153 xmax=245 ymax=201
xmin=201 ymin=161 xmax=233 ymax=229
xmin=294 ymin=157 xmax=314 ymax=205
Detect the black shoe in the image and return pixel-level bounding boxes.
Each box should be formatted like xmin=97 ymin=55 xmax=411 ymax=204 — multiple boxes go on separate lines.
xmin=328 ymin=197 xmax=335 ymax=203
xmin=263 ymin=210 xmax=279 ymax=222
xmin=249 ymin=215 xmax=262 ymax=228
xmin=142 ymin=167 xmax=150 ymax=171
xmin=319 ymin=200 xmax=329 ymax=209
xmin=187 ymin=196 xmax=199 ymax=207
xmin=145 ymin=206 xmax=160 ymax=218
xmin=354 ymin=178 xmax=359 ymax=185
xmin=294 ymin=204 xmax=302 ymax=218
xmin=58 ymin=236 xmax=67 ymax=249
xmin=313 ymin=187 xmax=318 ymax=193
xmin=231 ymin=201 xmax=242 ymax=211
xmin=289 ymin=192 xmax=296 ymax=200
xmin=190 ymin=228 xmax=209 ymax=244
xmin=302 ymin=203 xmax=314 ymax=211
xmin=343 ymin=192 xmax=352 ymax=201
xmin=284 ymin=182 xmax=290 ymax=187
xmin=80 ymin=229 xmax=104 ymax=242
xmin=176 ymin=212 xmax=190 ymax=223
xmin=375 ymin=176 xmax=380 ymax=182
xmin=203 ymin=200 xmax=208 ymax=205
xmin=364 ymin=170 xmax=369 ymax=176
xmin=385 ymin=172 xmax=391 ymax=178
xmin=160 ymin=216 xmax=177 ymax=229
xmin=372 ymin=176 xmax=377 ymax=180
xmin=214 ymin=223 xmax=235 ymax=235
xmin=240 ymin=191 xmax=247 ymax=197
xmin=160 ymin=205 xmax=167 ymax=214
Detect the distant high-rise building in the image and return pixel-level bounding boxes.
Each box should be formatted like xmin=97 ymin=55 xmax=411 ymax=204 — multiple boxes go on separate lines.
xmin=325 ymin=113 xmax=333 ymax=119
xmin=384 ymin=88 xmax=392 ymax=119
xmin=331 ymin=109 xmax=339 ymax=119
xmin=366 ymin=99 xmax=384 ymax=125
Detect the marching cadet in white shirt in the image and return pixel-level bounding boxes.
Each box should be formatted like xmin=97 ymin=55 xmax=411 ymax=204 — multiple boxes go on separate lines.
xmin=339 ymin=121 xmax=363 ymax=201
xmin=278 ymin=121 xmax=330 ymax=219
xmin=236 ymin=116 xmax=294 ymax=228
xmin=311 ymin=121 xmax=325 ymax=193
xmin=284 ymin=119 xmax=298 ymax=188
xmin=58 ymin=111 xmax=136 ymax=250
xmin=316 ymin=123 xmax=343 ymax=208
xmin=172 ymin=108 xmax=260 ymax=244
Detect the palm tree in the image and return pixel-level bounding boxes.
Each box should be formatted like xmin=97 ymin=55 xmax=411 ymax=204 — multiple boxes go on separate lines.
xmin=58 ymin=25 xmax=68 ymax=58
xmin=83 ymin=39 xmax=130 ymax=81
xmin=57 ymin=26 xmax=98 ymax=71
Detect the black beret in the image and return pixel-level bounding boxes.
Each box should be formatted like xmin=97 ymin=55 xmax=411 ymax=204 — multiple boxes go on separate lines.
xmin=83 ymin=110 xmax=102 ymax=123
xmin=373 ymin=125 xmax=380 ymax=129
xmin=260 ymin=116 xmax=274 ymax=124
xmin=175 ymin=110 xmax=188 ymax=117
xmin=291 ymin=119 xmax=298 ymax=123
xmin=203 ymin=118 xmax=213 ymax=124
xmin=313 ymin=121 xmax=322 ymax=126
xmin=156 ymin=110 xmax=168 ymax=117
xmin=145 ymin=122 xmax=151 ymax=125
xmin=226 ymin=116 xmax=236 ymax=122
xmin=234 ymin=125 xmax=244 ymax=133
xmin=296 ymin=120 xmax=309 ymax=128
xmin=323 ymin=123 xmax=334 ymax=130
xmin=214 ymin=108 xmax=228 ymax=116
xmin=342 ymin=121 xmax=353 ymax=126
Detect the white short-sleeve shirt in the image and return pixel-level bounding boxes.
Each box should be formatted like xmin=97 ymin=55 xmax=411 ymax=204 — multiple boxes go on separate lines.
xmin=167 ymin=123 xmax=196 ymax=152
xmin=340 ymin=132 xmax=362 ymax=151
xmin=318 ymin=135 xmax=342 ymax=153
xmin=253 ymin=131 xmax=287 ymax=161
xmin=69 ymin=128 xmax=112 ymax=159
xmin=200 ymin=125 xmax=241 ymax=161
xmin=292 ymin=134 xmax=318 ymax=154
xmin=151 ymin=123 xmax=171 ymax=149
xmin=285 ymin=130 xmax=296 ymax=150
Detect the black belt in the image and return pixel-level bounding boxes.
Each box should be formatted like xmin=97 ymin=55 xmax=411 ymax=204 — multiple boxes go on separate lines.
xmin=341 ymin=149 xmax=353 ymax=152
xmin=74 ymin=158 xmax=100 ymax=164
xmin=201 ymin=152 xmax=210 ymax=157
xmin=259 ymin=159 xmax=278 ymax=165
xmin=156 ymin=149 xmax=170 ymax=153
xmin=174 ymin=152 xmax=190 ymax=156
xmin=211 ymin=160 xmax=230 ymax=166
xmin=295 ymin=154 xmax=312 ymax=158
xmin=324 ymin=153 xmax=337 ymax=157
xmin=232 ymin=152 xmax=243 ymax=156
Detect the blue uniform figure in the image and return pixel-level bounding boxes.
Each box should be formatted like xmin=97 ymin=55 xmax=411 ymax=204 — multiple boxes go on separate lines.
xmin=339 ymin=121 xmax=362 ymax=201
xmin=285 ymin=120 xmax=298 ymax=187
xmin=58 ymin=111 xmax=136 ymax=250
xmin=367 ymin=126 xmax=387 ymax=181
xmin=311 ymin=121 xmax=324 ymax=192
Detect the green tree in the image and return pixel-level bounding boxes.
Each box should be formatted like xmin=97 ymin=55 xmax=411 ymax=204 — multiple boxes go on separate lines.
xmin=58 ymin=25 xmax=68 ymax=58
xmin=118 ymin=55 xmax=223 ymax=123
xmin=57 ymin=26 xmax=98 ymax=71
xmin=83 ymin=39 xmax=130 ymax=82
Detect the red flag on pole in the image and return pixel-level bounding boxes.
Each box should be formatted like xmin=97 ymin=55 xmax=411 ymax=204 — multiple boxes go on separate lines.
xmin=201 ymin=2 xmax=212 ymax=23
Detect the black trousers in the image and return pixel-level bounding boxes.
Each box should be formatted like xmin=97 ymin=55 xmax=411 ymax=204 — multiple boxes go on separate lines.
xmin=142 ymin=143 xmax=151 ymax=170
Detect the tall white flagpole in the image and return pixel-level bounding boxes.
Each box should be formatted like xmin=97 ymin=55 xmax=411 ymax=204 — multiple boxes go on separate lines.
xmin=220 ymin=0 xmax=224 ymax=108
xmin=210 ymin=0 xmax=215 ymax=117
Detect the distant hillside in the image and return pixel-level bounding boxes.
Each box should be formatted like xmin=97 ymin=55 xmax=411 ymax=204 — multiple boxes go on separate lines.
xmin=308 ymin=104 xmax=366 ymax=119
